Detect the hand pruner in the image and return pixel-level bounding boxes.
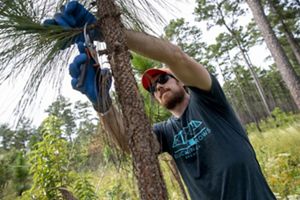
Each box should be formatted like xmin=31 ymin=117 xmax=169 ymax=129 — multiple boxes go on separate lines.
xmin=76 ymin=23 xmax=100 ymax=88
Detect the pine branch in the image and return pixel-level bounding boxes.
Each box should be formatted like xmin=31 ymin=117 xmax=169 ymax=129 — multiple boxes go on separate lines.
xmin=116 ymin=0 xmax=175 ymax=34
xmin=0 ymin=0 xmax=81 ymax=124
xmin=0 ymin=0 xmax=173 ymax=124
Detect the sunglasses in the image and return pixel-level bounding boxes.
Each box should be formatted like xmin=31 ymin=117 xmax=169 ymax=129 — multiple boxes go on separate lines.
xmin=149 ymin=74 xmax=174 ymax=94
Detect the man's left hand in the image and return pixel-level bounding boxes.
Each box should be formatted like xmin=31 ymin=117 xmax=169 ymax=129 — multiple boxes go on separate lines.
xmin=43 ymin=1 xmax=103 ymax=47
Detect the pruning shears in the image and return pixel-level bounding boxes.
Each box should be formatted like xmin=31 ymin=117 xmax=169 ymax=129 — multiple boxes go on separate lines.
xmin=76 ymin=23 xmax=100 ymax=88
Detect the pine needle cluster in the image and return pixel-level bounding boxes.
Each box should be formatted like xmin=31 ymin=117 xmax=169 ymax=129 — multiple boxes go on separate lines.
xmin=0 ymin=0 xmax=171 ymax=124
xmin=0 ymin=0 xmax=80 ymax=123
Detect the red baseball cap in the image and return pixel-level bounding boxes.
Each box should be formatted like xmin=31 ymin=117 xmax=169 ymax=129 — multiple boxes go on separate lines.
xmin=141 ymin=67 xmax=173 ymax=91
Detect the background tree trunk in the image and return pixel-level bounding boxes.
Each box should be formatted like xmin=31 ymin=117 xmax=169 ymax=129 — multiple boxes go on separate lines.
xmin=96 ymin=0 xmax=168 ymax=199
xmin=246 ymin=0 xmax=300 ymax=109
xmin=268 ymin=0 xmax=300 ymax=66
xmin=217 ymin=6 xmax=273 ymax=117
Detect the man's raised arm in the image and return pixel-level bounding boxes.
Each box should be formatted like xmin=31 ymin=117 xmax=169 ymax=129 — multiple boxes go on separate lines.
xmin=125 ymin=30 xmax=212 ymax=91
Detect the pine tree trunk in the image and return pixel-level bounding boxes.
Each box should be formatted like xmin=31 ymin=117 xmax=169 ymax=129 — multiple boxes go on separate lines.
xmin=246 ymin=0 xmax=300 ymax=110
xmin=268 ymin=0 xmax=300 ymax=67
xmin=59 ymin=188 xmax=77 ymax=200
xmin=217 ymin=6 xmax=273 ymax=116
xmin=233 ymin=69 xmax=262 ymax=132
xmin=95 ymin=0 xmax=168 ymax=199
xmin=222 ymin=50 xmax=262 ymax=130
xmin=168 ymin=158 xmax=189 ymax=200
xmin=283 ymin=29 xmax=300 ymax=68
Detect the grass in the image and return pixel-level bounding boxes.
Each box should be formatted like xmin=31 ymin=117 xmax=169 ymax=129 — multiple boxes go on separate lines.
xmin=2 ymin=120 xmax=300 ymax=200
xmin=89 ymin=155 xmax=187 ymax=200
xmin=94 ymin=123 xmax=300 ymax=199
xmin=88 ymin=122 xmax=300 ymax=199
xmin=249 ymin=123 xmax=300 ymax=199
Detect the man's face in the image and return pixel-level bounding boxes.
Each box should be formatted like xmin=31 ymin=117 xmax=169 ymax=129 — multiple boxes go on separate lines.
xmin=150 ymin=74 xmax=186 ymax=109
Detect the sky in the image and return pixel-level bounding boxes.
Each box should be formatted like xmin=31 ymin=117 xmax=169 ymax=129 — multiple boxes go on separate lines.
xmin=0 ymin=0 xmax=270 ymax=128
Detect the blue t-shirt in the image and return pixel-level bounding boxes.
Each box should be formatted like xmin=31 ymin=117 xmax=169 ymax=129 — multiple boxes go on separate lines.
xmin=153 ymin=75 xmax=276 ymax=200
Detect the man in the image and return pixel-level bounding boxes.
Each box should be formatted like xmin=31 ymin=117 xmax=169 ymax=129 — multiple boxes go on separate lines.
xmin=46 ymin=1 xmax=276 ymax=199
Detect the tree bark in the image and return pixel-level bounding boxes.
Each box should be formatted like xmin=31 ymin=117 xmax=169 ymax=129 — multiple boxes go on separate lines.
xmin=268 ymin=0 xmax=300 ymax=67
xmin=167 ymin=158 xmax=189 ymax=200
xmin=96 ymin=0 xmax=168 ymax=199
xmin=246 ymin=0 xmax=300 ymax=110
xmin=59 ymin=188 xmax=77 ymax=200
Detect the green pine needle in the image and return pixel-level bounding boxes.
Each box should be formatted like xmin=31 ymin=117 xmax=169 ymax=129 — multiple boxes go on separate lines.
xmin=0 ymin=0 xmax=172 ymax=124
xmin=0 ymin=0 xmax=83 ymax=124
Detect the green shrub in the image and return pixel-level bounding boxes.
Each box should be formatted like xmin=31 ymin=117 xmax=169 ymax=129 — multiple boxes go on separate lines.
xmin=12 ymin=152 xmax=30 ymax=196
xmin=0 ymin=155 xmax=11 ymax=198
xmin=22 ymin=116 xmax=69 ymax=199
xmin=246 ymin=110 xmax=300 ymax=133
xmin=73 ymin=175 xmax=98 ymax=200
xmin=105 ymin=183 xmax=131 ymax=200
xmin=93 ymin=165 xmax=139 ymax=199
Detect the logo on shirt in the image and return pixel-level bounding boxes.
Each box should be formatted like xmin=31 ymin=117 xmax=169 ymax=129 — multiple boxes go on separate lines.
xmin=172 ymin=120 xmax=211 ymax=159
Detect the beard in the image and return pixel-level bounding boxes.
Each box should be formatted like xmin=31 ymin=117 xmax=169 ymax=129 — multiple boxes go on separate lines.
xmin=162 ymin=88 xmax=186 ymax=110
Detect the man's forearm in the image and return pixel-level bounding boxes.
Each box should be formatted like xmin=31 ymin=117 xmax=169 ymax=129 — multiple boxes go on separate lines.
xmin=124 ymin=29 xmax=212 ymax=91
xmin=124 ymin=30 xmax=181 ymax=67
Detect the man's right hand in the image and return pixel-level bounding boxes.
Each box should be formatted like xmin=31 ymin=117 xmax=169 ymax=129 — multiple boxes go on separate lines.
xmin=43 ymin=1 xmax=103 ymax=46
xmin=70 ymin=42 xmax=112 ymax=113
